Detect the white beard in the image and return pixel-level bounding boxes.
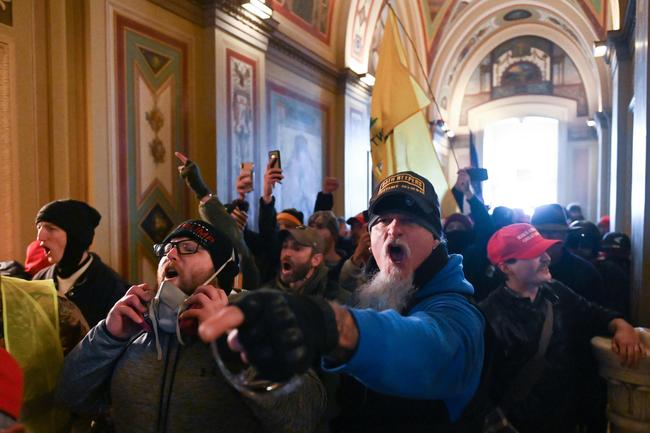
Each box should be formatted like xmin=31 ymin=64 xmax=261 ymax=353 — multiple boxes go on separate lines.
xmin=355 ymin=268 xmax=415 ymax=312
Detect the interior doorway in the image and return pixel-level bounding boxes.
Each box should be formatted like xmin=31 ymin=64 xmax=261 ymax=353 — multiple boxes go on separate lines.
xmin=482 ymin=116 xmax=559 ymax=216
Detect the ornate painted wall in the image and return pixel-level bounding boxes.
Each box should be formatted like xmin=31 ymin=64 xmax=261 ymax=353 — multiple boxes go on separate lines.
xmin=115 ymin=14 xmax=189 ymax=281
xmin=460 ymin=36 xmax=589 ymax=125
xmin=272 ymin=0 xmax=335 ymax=44
xmin=225 ymin=49 xmax=258 ymax=220
xmin=0 ymin=39 xmax=13 ymax=260
xmin=266 ymin=82 xmax=328 ymax=220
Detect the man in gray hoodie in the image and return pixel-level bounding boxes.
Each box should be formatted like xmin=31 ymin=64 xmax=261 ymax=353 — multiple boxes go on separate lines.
xmin=56 ymin=220 xmax=325 ymax=433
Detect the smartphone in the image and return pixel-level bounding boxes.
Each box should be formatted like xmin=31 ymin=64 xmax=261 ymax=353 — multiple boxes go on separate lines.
xmin=225 ymin=199 xmax=250 ymax=214
xmin=240 ymin=162 xmax=254 ymax=192
xmin=466 ymin=167 xmax=488 ymax=182
xmin=268 ymin=150 xmax=281 ymax=169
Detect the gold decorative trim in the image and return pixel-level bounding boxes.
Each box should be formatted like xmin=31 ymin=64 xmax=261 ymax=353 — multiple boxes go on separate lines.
xmin=0 ymin=41 xmax=14 ymax=258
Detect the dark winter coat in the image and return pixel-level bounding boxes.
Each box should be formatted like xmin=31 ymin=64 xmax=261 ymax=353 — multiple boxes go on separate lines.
xmin=33 ymin=253 xmax=129 ymax=328
xmin=479 ymin=280 xmax=621 ymax=433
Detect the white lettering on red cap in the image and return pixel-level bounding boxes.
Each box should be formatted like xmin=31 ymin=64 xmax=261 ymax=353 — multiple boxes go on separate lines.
xmin=516 ymin=227 xmax=539 ymax=243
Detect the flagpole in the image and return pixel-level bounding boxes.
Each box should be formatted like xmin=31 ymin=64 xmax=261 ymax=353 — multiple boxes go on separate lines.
xmin=386 ymin=3 xmax=462 ymax=170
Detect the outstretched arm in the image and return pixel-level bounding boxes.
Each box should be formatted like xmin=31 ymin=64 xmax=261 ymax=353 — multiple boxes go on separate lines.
xmin=175 ymin=152 xmax=260 ymax=291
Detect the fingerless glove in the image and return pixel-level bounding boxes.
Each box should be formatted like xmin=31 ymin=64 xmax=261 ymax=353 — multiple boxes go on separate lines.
xmin=234 ymin=289 xmax=339 ymax=382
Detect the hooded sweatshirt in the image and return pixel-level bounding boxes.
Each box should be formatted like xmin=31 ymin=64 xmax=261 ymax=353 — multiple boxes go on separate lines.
xmin=324 ymin=247 xmax=485 ymax=426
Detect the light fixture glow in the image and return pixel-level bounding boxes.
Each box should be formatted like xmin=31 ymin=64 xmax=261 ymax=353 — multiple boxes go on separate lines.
xmin=242 ymin=0 xmax=272 ymax=19
xmin=586 ymin=119 xmax=596 ymax=127
xmin=593 ymin=41 xmax=608 ymax=58
xmin=360 ymin=74 xmax=376 ymax=86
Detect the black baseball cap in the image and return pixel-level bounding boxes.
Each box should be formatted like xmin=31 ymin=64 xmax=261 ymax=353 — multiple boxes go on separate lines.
xmin=368 ymin=171 xmax=442 ymax=237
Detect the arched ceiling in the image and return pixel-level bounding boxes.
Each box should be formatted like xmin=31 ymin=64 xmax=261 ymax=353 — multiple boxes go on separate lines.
xmin=343 ymin=0 xmax=616 ymax=126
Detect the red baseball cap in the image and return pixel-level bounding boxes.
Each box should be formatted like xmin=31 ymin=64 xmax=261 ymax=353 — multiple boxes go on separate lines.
xmin=487 ymin=223 xmax=561 ymax=265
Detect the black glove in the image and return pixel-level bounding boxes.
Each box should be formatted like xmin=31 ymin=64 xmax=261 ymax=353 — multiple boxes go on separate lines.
xmin=180 ymin=159 xmax=211 ymax=200
xmin=233 ymin=289 xmax=339 ymax=382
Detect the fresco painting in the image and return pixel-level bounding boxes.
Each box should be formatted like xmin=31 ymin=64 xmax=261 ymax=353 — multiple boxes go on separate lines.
xmin=267 ymin=83 xmax=326 ymax=220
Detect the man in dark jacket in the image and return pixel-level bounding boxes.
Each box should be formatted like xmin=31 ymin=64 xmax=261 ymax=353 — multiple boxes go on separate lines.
xmin=480 ymin=223 xmax=644 ymax=433
xmin=566 ymin=220 xmax=631 ymax=318
xmin=33 ymin=200 xmax=129 ymax=328
xmin=450 ymin=168 xmax=503 ymax=301
xmin=275 ymin=225 xmax=346 ymax=302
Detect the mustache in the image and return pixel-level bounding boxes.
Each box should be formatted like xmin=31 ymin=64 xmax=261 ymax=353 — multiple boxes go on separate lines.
xmin=385 ymin=238 xmax=411 ymax=256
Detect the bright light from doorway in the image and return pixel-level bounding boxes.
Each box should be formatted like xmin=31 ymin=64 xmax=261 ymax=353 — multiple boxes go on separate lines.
xmin=482 ymin=116 xmax=559 ymax=216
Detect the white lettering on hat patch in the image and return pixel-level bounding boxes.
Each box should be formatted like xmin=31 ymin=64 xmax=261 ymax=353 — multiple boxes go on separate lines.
xmin=378 ymin=174 xmax=425 ymax=196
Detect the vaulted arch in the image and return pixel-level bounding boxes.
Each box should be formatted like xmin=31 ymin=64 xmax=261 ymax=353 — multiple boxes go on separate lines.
xmin=428 ymin=1 xmax=610 ymax=126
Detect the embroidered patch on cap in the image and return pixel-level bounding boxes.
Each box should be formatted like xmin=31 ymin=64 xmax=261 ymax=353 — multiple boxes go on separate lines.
xmin=377 ymin=173 xmax=425 ymax=196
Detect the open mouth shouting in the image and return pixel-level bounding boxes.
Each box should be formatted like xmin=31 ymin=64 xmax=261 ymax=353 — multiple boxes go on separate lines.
xmin=386 ymin=240 xmax=409 ymax=265
xmin=280 ymin=259 xmax=294 ymax=277
xmin=39 ymin=242 xmax=58 ymax=263
xmin=163 ymin=263 xmax=180 ymax=281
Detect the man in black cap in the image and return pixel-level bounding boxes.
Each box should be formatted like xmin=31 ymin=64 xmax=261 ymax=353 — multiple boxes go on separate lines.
xmin=33 ymin=199 xmax=129 ymax=328
xmin=57 ymin=219 xmax=325 ymax=433
xmin=199 ymin=171 xmax=486 ymax=432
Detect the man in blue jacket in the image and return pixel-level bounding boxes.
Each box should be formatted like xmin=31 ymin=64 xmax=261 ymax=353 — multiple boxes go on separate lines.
xmin=200 ymin=171 xmax=486 ymax=432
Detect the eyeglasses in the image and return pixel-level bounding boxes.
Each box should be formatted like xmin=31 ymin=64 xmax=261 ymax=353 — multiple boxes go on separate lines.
xmin=153 ymin=240 xmax=202 ymax=257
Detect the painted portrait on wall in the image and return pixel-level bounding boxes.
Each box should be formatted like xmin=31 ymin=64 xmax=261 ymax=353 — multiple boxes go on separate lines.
xmin=267 ymin=83 xmax=326 ymax=220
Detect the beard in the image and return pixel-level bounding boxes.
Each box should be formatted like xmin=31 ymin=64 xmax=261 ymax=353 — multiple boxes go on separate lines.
xmin=280 ymin=260 xmax=312 ymax=284
xmin=355 ymin=267 xmax=415 ymax=312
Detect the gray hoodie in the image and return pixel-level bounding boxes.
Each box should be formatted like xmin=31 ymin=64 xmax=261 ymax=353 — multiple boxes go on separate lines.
xmin=56 ymin=322 xmax=326 ymax=433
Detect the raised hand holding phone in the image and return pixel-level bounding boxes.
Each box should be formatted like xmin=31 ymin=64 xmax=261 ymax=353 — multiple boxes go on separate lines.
xmin=262 ymin=153 xmax=284 ymax=203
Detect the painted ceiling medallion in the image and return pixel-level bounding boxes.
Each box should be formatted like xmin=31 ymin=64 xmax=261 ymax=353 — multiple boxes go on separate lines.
xmin=504 ymin=9 xmax=532 ymax=21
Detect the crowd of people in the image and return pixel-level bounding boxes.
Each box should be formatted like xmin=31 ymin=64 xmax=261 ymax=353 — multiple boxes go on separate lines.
xmin=0 ymin=153 xmax=645 ymax=433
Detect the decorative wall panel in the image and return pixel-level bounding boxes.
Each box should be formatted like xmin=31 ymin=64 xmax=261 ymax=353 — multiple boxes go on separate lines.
xmin=226 ymin=49 xmax=257 ymax=220
xmin=115 ymin=14 xmax=188 ymax=281
xmin=0 ymin=0 xmax=12 ymax=27
xmin=267 ymin=82 xmax=328 ymax=221
xmin=0 ymin=41 xmax=13 ymax=259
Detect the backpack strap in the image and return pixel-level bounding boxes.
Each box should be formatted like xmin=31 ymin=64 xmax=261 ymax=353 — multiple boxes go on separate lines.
xmin=499 ymin=298 xmax=554 ymax=410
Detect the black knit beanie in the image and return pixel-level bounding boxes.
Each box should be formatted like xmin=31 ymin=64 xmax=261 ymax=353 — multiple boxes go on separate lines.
xmin=161 ymin=220 xmax=240 ymax=292
xmin=36 ymin=200 xmax=101 ymax=277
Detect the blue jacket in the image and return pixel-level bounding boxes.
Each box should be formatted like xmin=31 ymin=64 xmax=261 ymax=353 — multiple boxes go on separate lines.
xmin=325 ymin=254 xmax=485 ymax=422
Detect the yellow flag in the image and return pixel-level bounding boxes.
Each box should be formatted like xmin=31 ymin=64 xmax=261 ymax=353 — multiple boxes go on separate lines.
xmin=370 ymin=9 xmax=458 ymax=217
xmin=2 ymin=276 xmax=69 ymax=433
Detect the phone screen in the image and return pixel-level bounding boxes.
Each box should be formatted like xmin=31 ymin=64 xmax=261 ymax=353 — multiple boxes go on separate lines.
xmin=268 ymin=150 xmax=281 ymax=169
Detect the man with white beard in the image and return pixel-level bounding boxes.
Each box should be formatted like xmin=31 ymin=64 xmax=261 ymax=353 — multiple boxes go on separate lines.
xmin=200 ymin=171 xmax=486 ymax=432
